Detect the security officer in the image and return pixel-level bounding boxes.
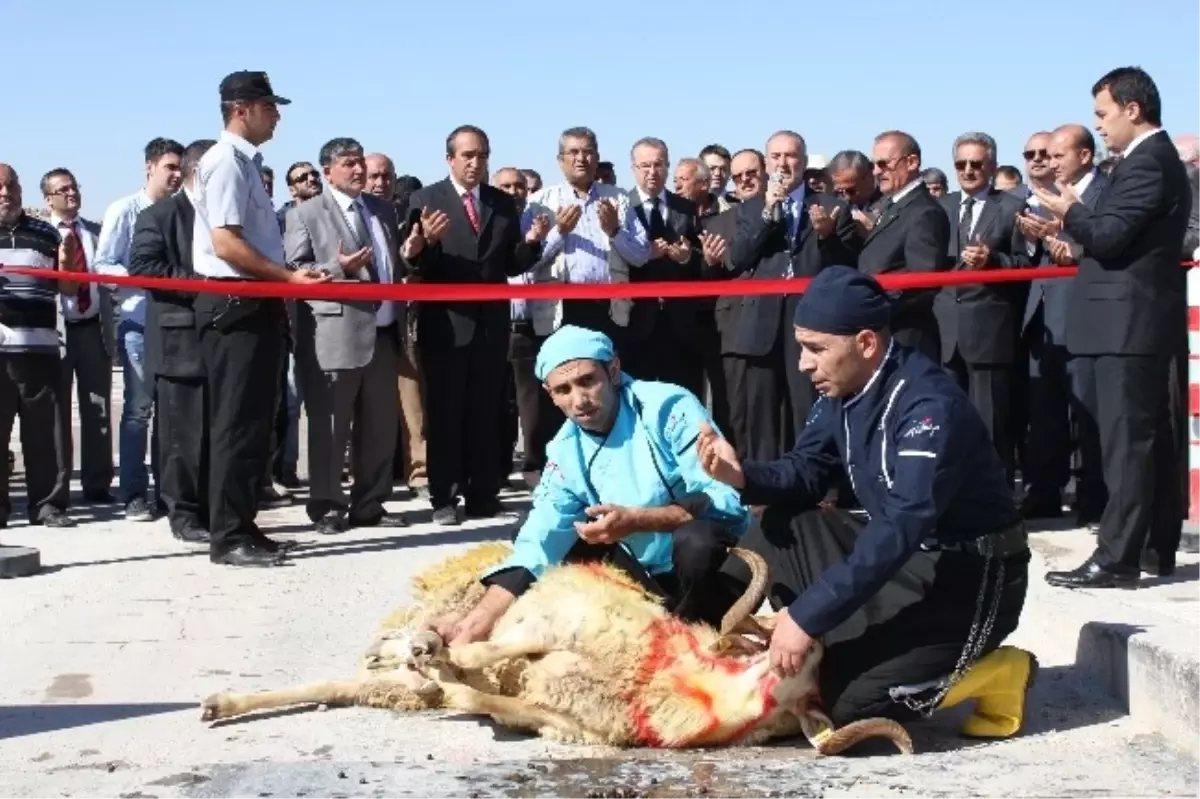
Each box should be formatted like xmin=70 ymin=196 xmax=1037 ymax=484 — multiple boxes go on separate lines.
xmin=427 ymin=324 xmax=752 ymax=647
xmin=699 ymin=265 xmax=1037 ymax=739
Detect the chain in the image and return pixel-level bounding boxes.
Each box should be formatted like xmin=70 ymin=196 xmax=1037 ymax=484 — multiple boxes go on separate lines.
xmin=894 ymin=540 xmax=1006 ymax=717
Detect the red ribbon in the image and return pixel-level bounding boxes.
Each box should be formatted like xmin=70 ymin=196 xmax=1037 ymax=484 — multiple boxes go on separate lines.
xmin=1 ymin=263 xmax=1194 ymax=302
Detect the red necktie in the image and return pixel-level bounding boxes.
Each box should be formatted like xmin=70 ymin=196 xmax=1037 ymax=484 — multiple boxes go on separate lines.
xmin=462 ymin=190 xmax=480 ymax=234
xmin=59 ymin=222 xmax=91 ymax=314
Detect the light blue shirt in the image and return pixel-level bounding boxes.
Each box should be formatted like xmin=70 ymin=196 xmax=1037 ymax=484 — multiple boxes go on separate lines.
xmin=483 ymin=377 xmax=750 ymax=582
xmin=519 ymin=181 xmax=650 ymax=320
xmin=92 ymin=190 xmax=153 ymax=326
xmin=192 ymin=130 xmax=284 ymax=278
xmin=328 ymin=186 xmax=397 ymax=327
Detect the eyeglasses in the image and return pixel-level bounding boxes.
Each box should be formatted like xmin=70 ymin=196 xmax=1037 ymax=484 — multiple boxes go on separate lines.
xmin=731 ymin=170 xmax=761 ymax=182
xmin=1023 ymin=149 xmax=1049 ymax=161
xmin=46 ymin=185 xmax=80 ymax=196
xmin=288 ymin=171 xmax=319 ymax=185
xmin=954 ymin=160 xmax=985 ymax=171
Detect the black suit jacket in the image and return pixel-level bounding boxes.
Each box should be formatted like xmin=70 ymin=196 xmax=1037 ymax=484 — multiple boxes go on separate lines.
xmin=857 ymin=183 xmax=951 ymax=348
xmin=1021 ymin=173 xmax=1109 ymax=342
xmin=401 ymin=178 xmax=538 ymax=350
xmin=932 ymin=188 xmax=1030 ymax=363
xmin=1064 ymin=130 xmax=1192 ymax=356
xmin=625 ymin=190 xmax=704 ymax=342
xmin=699 ymin=206 xmax=744 ymax=353
xmin=728 ymin=191 xmax=858 ymax=357
xmin=128 ymin=191 xmax=204 ymax=379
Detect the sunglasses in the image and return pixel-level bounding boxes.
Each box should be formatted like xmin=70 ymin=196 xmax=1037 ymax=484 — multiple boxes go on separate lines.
xmin=288 ymin=170 xmax=319 ymax=185
xmin=954 ymin=159 xmax=985 ymax=171
xmin=1023 ymin=149 xmax=1049 ymax=161
xmin=731 ymin=170 xmax=761 ymax=182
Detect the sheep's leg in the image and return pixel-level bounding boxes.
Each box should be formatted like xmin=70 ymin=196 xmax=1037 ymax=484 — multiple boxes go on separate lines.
xmin=445 ymin=640 xmax=551 ymax=670
xmin=200 ymin=680 xmax=368 ymax=722
xmin=436 ymin=678 xmax=604 ymax=744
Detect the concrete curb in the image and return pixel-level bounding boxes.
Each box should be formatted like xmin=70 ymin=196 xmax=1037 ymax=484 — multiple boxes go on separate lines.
xmin=1076 ymin=620 xmax=1199 ymax=760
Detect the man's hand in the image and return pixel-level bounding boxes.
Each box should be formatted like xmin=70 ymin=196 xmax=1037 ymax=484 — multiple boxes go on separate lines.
xmin=1030 ymin=180 xmax=1080 ymax=219
xmin=697 ymin=422 xmax=745 ymax=488
xmin=1015 ymin=210 xmax=1060 ymax=241
xmin=666 ymin=237 xmax=691 ymax=264
xmin=526 ymin=213 xmax=551 ymax=244
xmin=764 ymin=178 xmax=786 ymax=213
xmin=597 ymin=199 xmax=619 ymax=236
xmin=574 ymin=504 xmax=638 ymax=545
xmin=287 ymin=267 xmax=332 ymax=284
xmin=961 ymin=240 xmax=991 ymax=269
xmin=336 ymin=240 xmax=373 ymax=273
xmin=556 ymin=204 xmax=583 ymax=236
xmin=808 ymin=204 xmax=840 ymax=238
xmin=850 ymin=208 xmax=876 ymax=239
xmin=650 ymin=238 xmax=670 ymax=259
xmin=769 ymin=610 xmax=816 ymax=678
xmin=1046 ymin=236 xmax=1075 ymax=265
xmin=699 ymin=231 xmax=728 ymax=267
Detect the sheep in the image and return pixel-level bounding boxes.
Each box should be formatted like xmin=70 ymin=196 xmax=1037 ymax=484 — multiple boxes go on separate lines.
xmin=200 ymin=541 xmax=913 ymax=756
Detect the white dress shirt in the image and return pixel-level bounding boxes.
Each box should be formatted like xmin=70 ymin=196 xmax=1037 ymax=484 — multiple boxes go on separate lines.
xmin=328 ymin=186 xmax=396 ymax=328
xmin=49 ymin=213 xmax=101 ymax=322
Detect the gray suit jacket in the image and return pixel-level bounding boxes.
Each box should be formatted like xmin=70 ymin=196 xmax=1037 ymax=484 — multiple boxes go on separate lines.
xmin=284 ymin=190 xmax=404 ymax=371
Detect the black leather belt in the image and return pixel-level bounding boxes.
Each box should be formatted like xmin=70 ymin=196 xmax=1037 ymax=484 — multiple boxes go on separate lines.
xmin=65 ymin=316 xmax=99 ymax=326
xmin=922 ymin=521 xmax=1028 ymax=559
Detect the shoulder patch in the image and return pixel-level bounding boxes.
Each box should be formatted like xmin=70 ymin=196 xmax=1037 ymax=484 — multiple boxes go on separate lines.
xmin=901 ymin=415 xmax=941 ymax=439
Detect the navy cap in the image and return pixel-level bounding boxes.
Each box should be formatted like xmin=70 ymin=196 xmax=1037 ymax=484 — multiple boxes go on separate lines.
xmin=793 ymin=265 xmax=892 ymax=334
xmin=219 ymin=71 xmax=291 ymax=105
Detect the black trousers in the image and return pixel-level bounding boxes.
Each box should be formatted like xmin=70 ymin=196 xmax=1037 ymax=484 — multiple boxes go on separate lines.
xmin=421 ymin=328 xmax=508 ymax=510
xmin=487 ymin=518 xmax=737 ymax=627
xmin=156 ymin=375 xmax=208 ymax=533
xmin=1079 ymin=353 xmax=1180 ymax=571
xmin=1024 ymin=333 xmax=1105 ymax=512
xmin=726 ymin=339 xmax=816 ymax=462
xmin=195 ymin=295 xmax=286 ymax=554
xmin=0 ymin=353 xmax=71 ymax=524
xmin=696 ymin=312 xmax=732 ymax=444
xmin=945 ymin=349 xmax=1014 ymax=480
xmin=503 ymin=323 xmax=558 ymax=475
xmin=718 ymin=507 xmax=1029 ymax=726
xmin=623 ymin=313 xmax=705 ymax=401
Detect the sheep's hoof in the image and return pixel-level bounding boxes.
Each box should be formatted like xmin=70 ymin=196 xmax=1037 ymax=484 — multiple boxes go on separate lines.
xmin=406 ymin=630 xmax=444 ymax=666
xmin=200 ymin=694 xmax=224 ymax=722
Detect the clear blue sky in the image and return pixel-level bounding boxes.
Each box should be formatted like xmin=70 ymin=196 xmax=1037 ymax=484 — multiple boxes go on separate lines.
xmin=8 ymin=0 xmax=1198 ymax=218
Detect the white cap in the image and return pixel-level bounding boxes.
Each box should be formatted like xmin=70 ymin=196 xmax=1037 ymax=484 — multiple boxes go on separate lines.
xmin=808 ymin=154 xmax=829 ymax=170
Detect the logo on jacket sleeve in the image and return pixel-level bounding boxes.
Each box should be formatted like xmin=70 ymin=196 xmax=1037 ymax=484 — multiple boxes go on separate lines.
xmin=901 ymin=416 xmax=940 ymax=439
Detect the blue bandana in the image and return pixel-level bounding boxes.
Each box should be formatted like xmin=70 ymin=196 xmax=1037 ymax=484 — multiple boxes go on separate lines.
xmin=534 ymin=325 xmax=616 ymax=382
xmin=793 ymin=265 xmax=892 ymax=334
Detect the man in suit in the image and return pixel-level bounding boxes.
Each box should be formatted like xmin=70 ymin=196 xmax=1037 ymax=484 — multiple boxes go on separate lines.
xmin=933 ymin=132 xmax=1030 ymax=478
xmin=858 ymin=131 xmax=951 ymax=362
xmin=284 ymin=138 xmax=408 ymax=534
xmin=128 ymin=138 xmax=217 ymax=542
xmin=828 ymin=150 xmax=885 ymax=251
xmin=41 ymin=167 xmax=116 ymax=508
xmin=623 ymin=137 xmax=706 ymax=397
xmin=1036 ymin=67 xmax=1193 ymax=588
xmin=705 ymin=148 xmax=767 ymax=456
xmin=400 ymin=125 xmax=547 ymax=526
xmin=1018 ymin=125 xmax=1107 ymax=522
xmin=728 ymin=131 xmax=859 ymax=460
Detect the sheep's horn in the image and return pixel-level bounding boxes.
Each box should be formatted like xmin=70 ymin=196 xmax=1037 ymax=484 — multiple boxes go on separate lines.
xmin=719 ymin=547 xmax=769 ymax=635
xmin=814 ymin=717 xmax=915 ymax=756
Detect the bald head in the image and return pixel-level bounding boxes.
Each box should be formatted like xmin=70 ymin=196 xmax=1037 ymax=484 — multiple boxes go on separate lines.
xmin=0 ymin=164 xmax=22 ymax=224
xmin=1054 ymin=124 xmax=1095 ymax=152
xmin=1175 ymin=134 xmax=1199 ymax=166
xmin=364 ymin=153 xmax=395 ymax=200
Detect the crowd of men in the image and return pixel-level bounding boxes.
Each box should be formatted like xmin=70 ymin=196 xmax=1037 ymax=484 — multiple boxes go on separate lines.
xmin=0 ymin=66 xmax=1197 ymax=582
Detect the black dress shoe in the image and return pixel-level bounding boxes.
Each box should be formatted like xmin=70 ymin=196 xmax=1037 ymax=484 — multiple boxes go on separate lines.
xmin=315 ymin=515 xmax=348 ymax=535
xmin=211 ymin=543 xmax=284 ymax=567
xmin=349 ymin=512 xmax=407 ymax=528
xmin=172 ymin=524 xmax=210 ymax=544
xmin=1140 ymin=551 xmax=1176 ymax=577
xmin=1045 ymin=556 xmax=1138 ymax=589
xmin=38 ymin=509 xmax=76 ymax=528
xmin=255 ymin=534 xmax=299 ymax=552
xmin=83 ymin=490 xmax=118 ymax=504
xmin=432 ymin=505 xmax=459 ymax=526
xmin=464 ymin=497 xmax=505 ymax=518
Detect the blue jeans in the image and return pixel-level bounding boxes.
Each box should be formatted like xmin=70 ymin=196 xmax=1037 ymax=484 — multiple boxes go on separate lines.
xmin=118 ymin=321 xmax=158 ymax=503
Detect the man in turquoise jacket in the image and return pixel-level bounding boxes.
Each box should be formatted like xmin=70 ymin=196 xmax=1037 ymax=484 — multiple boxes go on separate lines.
xmin=430 ymin=324 xmax=752 ymax=647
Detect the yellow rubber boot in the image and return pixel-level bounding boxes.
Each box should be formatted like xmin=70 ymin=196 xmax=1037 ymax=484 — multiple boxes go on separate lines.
xmin=937 ymin=646 xmax=1038 ymax=738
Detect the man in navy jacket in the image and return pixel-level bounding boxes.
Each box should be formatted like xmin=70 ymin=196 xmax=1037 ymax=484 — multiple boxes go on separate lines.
xmin=699 ymin=266 xmax=1036 ymax=738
